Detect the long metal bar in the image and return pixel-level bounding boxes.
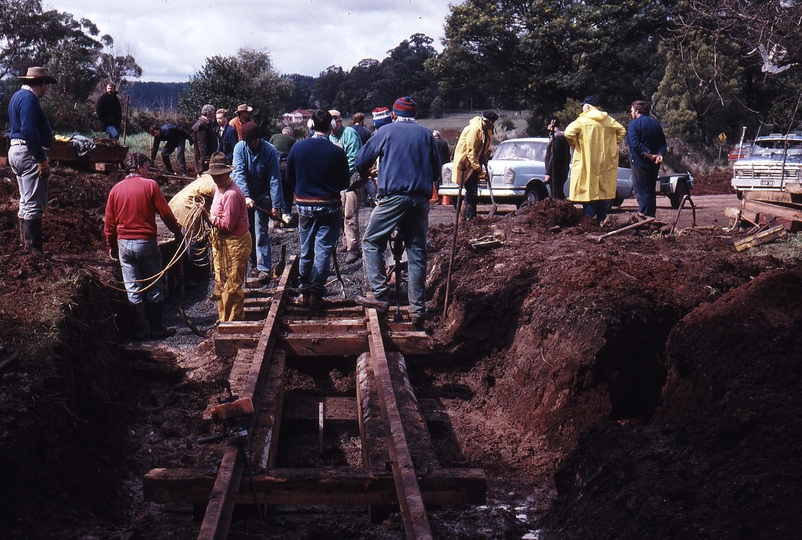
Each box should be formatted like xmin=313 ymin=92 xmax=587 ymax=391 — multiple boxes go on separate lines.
xmin=365 ymin=308 xmax=433 ymax=540
xmin=197 ymin=256 xmax=297 ymax=540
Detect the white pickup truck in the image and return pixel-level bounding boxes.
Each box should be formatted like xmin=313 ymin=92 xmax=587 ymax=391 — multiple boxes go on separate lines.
xmin=731 ymin=133 xmax=802 ymax=198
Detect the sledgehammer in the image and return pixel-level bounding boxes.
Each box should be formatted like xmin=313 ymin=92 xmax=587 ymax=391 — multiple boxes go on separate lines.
xmin=589 ymin=217 xmax=655 ymax=244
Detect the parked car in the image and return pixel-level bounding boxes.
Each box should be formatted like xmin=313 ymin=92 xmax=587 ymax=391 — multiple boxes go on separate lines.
xmin=728 ymin=144 xmax=752 ymax=163
xmin=731 ymin=133 xmax=802 ymax=198
xmin=658 ymin=172 xmax=694 ymax=209
xmin=438 ymin=137 xmax=633 ymax=208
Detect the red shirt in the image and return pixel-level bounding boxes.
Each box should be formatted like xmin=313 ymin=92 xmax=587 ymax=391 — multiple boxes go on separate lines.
xmin=104 ymin=175 xmax=182 ymax=248
xmin=210 ymin=180 xmax=249 ymax=236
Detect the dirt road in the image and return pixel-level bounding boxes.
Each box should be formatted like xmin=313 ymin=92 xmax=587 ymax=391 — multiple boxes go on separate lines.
xmin=434 ymin=193 xmax=741 ymax=230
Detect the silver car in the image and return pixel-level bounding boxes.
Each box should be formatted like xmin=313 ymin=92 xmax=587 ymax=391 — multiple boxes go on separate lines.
xmin=438 ymin=137 xmax=633 ymax=207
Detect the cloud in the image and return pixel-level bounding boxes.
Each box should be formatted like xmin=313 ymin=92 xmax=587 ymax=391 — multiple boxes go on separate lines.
xmin=44 ymin=0 xmax=452 ymax=82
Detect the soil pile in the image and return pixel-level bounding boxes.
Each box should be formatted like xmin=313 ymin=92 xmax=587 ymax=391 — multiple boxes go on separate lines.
xmin=1 ymin=164 xmax=799 ymax=538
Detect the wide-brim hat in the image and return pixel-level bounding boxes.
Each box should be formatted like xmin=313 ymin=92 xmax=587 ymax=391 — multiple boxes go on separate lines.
xmin=236 ymin=104 xmax=253 ymax=114
xmin=19 ymin=66 xmax=57 ymax=84
xmin=208 ymin=162 xmax=234 ymax=175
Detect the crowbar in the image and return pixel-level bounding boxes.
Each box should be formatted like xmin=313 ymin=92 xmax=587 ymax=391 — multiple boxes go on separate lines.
xmin=443 ymin=168 xmax=474 ymax=318
xmin=588 ymin=217 xmax=655 ymax=243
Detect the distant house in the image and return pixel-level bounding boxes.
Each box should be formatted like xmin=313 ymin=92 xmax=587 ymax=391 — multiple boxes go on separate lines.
xmin=282 ymin=108 xmax=312 ymax=126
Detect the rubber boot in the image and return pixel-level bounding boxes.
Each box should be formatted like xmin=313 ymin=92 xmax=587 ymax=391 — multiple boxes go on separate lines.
xmin=19 ymin=219 xmax=25 ymax=247
xmin=22 ymin=219 xmax=43 ymax=254
xmin=132 ymin=302 xmax=147 ymax=340
xmin=145 ymin=302 xmax=176 ymax=339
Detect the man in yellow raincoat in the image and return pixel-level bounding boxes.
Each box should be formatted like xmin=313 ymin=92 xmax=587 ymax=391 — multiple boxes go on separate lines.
xmin=564 ymin=96 xmax=626 ymax=222
xmin=453 ymin=110 xmax=498 ymax=219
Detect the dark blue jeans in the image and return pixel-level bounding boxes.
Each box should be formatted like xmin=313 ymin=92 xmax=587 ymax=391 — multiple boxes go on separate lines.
xmin=631 ymin=165 xmax=658 ymax=217
xmin=583 ymin=200 xmax=610 ymax=223
xmin=362 ymin=194 xmax=429 ymax=317
xmin=297 ymin=205 xmax=341 ymax=296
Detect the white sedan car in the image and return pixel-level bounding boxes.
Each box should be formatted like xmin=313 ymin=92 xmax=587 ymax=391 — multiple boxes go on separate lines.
xmin=438 ymin=137 xmax=633 ymax=208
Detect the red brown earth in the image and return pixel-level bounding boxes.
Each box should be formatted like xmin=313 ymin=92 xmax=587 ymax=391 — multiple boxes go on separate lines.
xmin=1 ymin=164 xmax=800 ymax=539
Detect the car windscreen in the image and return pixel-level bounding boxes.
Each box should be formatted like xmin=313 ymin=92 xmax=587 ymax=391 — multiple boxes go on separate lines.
xmin=753 ymin=139 xmax=802 ymax=156
xmin=493 ymin=141 xmax=548 ymax=162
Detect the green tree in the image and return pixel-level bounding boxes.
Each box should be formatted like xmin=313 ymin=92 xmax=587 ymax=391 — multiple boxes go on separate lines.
xmin=432 ymin=0 xmax=674 ymax=114
xmin=178 ymin=48 xmax=293 ymax=129
xmin=311 ymin=65 xmax=348 ymax=110
xmin=282 ymin=73 xmax=314 ymax=111
xmin=94 ymin=35 xmax=142 ymax=89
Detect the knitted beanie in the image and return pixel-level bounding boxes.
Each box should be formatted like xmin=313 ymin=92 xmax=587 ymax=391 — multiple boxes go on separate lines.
xmin=372 ymin=107 xmax=392 ymax=129
xmin=392 ymin=96 xmax=416 ymax=118
xmin=241 ymin=121 xmax=262 ymax=142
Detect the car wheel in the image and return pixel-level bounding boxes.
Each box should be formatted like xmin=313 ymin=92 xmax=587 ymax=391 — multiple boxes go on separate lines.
xmin=524 ymin=190 xmax=539 ymax=206
xmin=669 ymin=181 xmax=689 ymax=209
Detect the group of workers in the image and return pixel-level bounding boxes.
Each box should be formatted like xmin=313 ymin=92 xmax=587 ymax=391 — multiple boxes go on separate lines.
xmin=8 ymin=65 xmax=668 ymax=341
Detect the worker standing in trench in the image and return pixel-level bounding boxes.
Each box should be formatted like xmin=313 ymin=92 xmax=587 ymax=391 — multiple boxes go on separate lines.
xmin=105 ymin=152 xmax=184 ymax=339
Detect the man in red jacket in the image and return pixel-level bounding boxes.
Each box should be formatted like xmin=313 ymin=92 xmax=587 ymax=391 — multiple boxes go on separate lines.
xmin=105 ymin=152 xmax=184 ymax=340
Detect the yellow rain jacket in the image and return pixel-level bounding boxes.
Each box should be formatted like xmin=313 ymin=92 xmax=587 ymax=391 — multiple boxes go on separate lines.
xmin=564 ymin=108 xmax=626 ymax=202
xmin=453 ymin=116 xmax=493 ymax=186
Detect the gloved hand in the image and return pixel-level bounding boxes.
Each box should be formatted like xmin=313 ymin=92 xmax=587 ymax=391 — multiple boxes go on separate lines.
xmin=478 ymin=167 xmax=487 ymax=180
xmin=38 ymin=160 xmax=51 ymax=180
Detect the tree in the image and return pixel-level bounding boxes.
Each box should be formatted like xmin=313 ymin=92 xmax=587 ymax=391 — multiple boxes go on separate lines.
xmin=282 ymin=73 xmax=314 ymax=112
xmin=311 ymin=65 xmax=348 ymax=110
xmin=178 ymin=48 xmax=293 ymax=130
xmin=94 ymin=35 xmax=143 ymax=90
xmin=431 ymin=0 xmax=675 ymax=114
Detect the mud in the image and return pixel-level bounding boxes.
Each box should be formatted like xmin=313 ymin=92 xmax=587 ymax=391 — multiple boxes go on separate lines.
xmin=1 ymin=163 xmax=800 ymax=539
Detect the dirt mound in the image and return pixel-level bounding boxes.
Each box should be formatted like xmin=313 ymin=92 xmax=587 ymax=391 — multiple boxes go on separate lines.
xmin=541 ymin=267 xmax=802 ymax=539
xmin=692 ymin=168 xmax=733 ymax=195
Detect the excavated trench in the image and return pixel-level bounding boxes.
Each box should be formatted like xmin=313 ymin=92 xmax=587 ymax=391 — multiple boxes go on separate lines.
xmin=2 ymin=168 xmax=801 ymax=538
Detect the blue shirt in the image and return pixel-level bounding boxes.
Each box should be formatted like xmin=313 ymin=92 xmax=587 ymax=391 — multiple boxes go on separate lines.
xmin=355 ymin=120 xmax=441 ymax=198
xmin=8 ymin=87 xmax=53 ymax=163
xmin=232 ymin=139 xmax=283 ymax=208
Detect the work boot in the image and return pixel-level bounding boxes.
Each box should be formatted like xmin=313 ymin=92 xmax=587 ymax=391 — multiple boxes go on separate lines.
xmin=145 ymin=302 xmax=176 ymax=339
xmin=301 ymin=291 xmax=312 ymax=308
xmin=355 ymin=292 xmax=389 ymax=313
xmin=309 ymin=293 xmax=329 ymax=311
xmin=21 ymin=219 xmax=43 ymax=254
xmin=19 ymin=219 xmax=24 ymax=246
xmin=132 ymin=302 xmax=147 ymax=340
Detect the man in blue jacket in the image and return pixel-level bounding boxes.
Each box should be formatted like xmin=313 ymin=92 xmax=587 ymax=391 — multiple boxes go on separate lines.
xmin=287 ymin=110 xmax=351 ymax=308
xmin=329 ymin=109 xmax=363 ymax=264
xmin=232 ymin=122 xmax=284 ymax=284
xmin=627 ymin=100 xmax=667 ymax=217
xmin=8 ymin=66 xmax=57 ymax=253
xmin=149 ymin=123 xmax=191 ymax=176
xmin=353 ymin=96 xmax=441 ymax=328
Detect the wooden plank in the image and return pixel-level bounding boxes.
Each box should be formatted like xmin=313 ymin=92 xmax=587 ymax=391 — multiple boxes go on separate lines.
xmin=217 ymin=321 xmax=263 ymax=335
xmin=197 ymin=256 xmax=297 ymax=540
xmin=281 ymin=396 xmax=448 ymax=428
xmin=281 ymin=319 xmax=366 ymax=333
xmin=743 ymin=189 xmax=802 ymax=206
xmin=214 ymin=335 xmax=257 ymax=357
xmin=366 ymin=308 xmax=433 ymax=540
xmin=279 ymin=332 xmax=368 ymax=356
xmin=250 ymin=350 xmax=286 ymax=471
xmin=743 ymin=199 xmax=802 ymax=225
xmin=734 ymin=224 xmax=787 ymax=251
xmin=144 ymin=467 xmax=486 ymax=506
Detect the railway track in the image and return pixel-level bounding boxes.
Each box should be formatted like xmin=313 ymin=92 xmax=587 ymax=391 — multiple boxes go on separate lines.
xmin=144 ymin=255 xmax=486 ymax=539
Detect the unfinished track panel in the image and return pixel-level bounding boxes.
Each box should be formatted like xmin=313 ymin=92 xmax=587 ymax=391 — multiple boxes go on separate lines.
xmin=144 ymin=257 xmax=485 ymax=540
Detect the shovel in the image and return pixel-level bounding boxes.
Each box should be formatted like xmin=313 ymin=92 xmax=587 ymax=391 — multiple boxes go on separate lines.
xmin=589 ymin=217 xmax=655 ymax=243
xmin=483 ymin=162 xmax=498 ymax=218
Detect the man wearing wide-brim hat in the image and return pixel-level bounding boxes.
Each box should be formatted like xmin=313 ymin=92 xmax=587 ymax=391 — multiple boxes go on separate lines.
xmin=202 ymin=155 xmax=253 ymax=321
xmin=229 ymin=103 xmax=253 ymax=142
xmin=8 ymin=66 xmax=58 ymax=254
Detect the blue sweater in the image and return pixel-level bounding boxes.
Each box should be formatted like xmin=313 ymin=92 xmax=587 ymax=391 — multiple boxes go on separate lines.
xmin=355 ymin=120 xmax=441 ymax=198
xmin=232 ymin=139 xmax=283 ymax=208
xmin=287 ymin=136 xmax=350 ymax=205
xmin=8 ymin=88 xmax=53 ymax=163
xmin=627 ymin=115 xmax=667 ymax=172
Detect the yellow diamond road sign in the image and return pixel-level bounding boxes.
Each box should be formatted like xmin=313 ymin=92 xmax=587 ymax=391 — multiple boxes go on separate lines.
xmin=718 ymin=132 xmax=727 ymax=141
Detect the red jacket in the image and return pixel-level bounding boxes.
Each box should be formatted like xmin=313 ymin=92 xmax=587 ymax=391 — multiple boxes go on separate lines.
xmin=104 ymin=175 xmax=182 ymax=248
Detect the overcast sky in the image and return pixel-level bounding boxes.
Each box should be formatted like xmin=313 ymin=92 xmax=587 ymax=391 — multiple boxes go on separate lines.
xmin=44 ymin=0 xmax=455 ymax=83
